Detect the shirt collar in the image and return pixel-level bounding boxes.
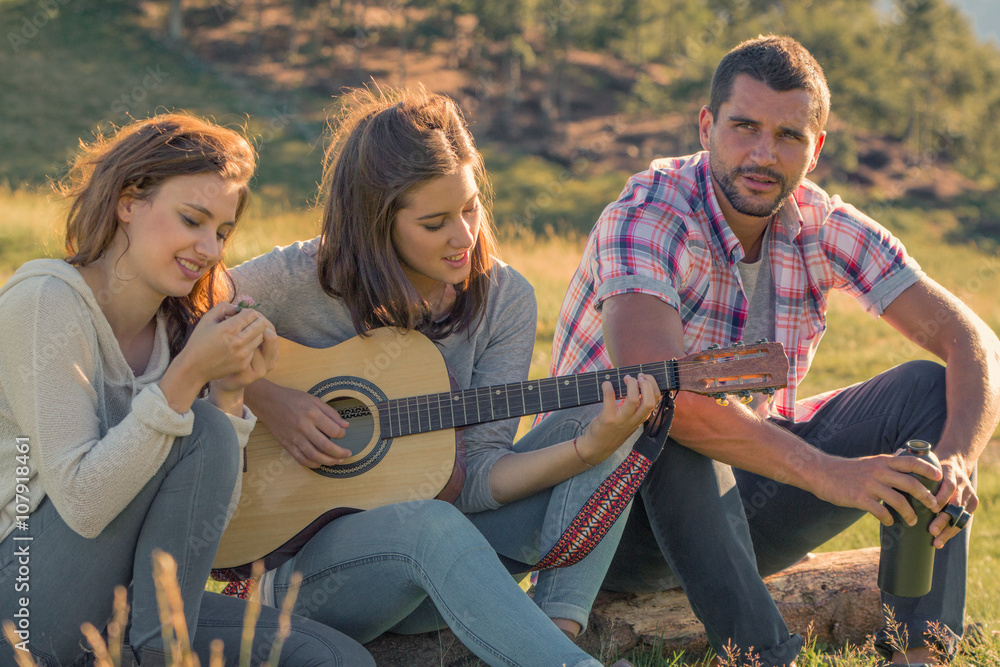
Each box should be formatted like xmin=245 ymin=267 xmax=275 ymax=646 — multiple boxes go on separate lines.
xmin=695 ymin=153 xmax=744 ymax=265
xmin=695 ymin=152 xmax=806 ymax=259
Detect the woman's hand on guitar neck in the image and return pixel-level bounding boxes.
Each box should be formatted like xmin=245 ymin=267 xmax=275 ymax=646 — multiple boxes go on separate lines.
xmin=243 ymin=380 xmax=353 ymax=467
xmin=576 ymin=373 xmax=662 ymax=466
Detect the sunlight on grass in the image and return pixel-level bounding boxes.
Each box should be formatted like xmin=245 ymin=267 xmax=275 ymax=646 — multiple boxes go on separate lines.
xmin=3 ymin=186 xmax=999 ymax=665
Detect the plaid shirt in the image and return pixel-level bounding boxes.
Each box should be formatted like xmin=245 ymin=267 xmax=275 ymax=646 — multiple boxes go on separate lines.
xmin=550 ymin=152 xmax=923 ymax=422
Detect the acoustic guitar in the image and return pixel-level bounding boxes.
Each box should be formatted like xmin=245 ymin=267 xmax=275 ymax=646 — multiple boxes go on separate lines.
xmin=213 ymin=328 xmax=788 ymax=575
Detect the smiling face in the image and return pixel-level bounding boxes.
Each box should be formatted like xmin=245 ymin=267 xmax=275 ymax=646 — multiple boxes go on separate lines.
xmin=116 ymin=172 xmax=241 ymax=301
xmin=391 ymin=163 xmax=481 ymax=300
xmin=700 ymin=74 xmax=826 ymax=229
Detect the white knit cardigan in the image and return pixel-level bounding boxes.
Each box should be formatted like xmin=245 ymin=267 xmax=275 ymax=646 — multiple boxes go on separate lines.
xmin=0 ymin=259 xmax=255 ymax=541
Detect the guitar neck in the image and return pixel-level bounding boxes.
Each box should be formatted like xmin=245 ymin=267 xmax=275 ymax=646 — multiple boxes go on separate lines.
xmin=378 ymin=360 xmax=677 ymax=438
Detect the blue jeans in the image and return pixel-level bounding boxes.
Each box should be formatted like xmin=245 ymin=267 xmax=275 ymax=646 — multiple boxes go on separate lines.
xmin=603 ymin=360 xmax=964 ymax=664
xmin=0 ymin=400 xmax=370 ymax=667
xmin=269 ymin=499 xmax=602 ymax=667
xmin=464 ymin=403 xmax=635 ymax=631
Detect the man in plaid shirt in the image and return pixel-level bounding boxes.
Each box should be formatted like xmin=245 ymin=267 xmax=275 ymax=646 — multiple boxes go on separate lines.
xmin=550 ymin=36 xmax=999 ymax=666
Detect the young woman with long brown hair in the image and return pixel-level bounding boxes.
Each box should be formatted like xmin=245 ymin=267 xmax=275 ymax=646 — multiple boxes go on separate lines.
xmin=0 ymin=114 xmax=374 ymax=666
xmin=232 ymin=86 xmax=656 ymax=666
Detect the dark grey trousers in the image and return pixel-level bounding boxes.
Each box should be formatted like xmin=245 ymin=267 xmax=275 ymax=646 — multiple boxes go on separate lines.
xmin=603 ymin=360 xmax=965 ymax=665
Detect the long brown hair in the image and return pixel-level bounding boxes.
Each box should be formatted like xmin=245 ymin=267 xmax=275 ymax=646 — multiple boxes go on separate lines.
xmin=61 ymin=113 xmax=256 ymax=357
xmin=316 ymin=85 xmax=500 ymax=339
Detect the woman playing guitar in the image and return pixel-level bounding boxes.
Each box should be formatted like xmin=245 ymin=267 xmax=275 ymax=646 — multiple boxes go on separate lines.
xmin=233 ymin=86 xmax=658 ymax=665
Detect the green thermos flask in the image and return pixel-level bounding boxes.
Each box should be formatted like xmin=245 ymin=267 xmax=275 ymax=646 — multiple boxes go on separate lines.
xmin=877 ymin=440 xmax=942 ymax=597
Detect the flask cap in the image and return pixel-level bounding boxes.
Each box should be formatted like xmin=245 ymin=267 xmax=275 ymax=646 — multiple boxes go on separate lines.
xmin=905 ymin=439 xmax=932 ymax=454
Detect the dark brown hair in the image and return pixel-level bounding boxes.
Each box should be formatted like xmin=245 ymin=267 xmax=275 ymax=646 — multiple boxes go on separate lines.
xmin=709 ymin=35 xmax=830 ymax=132
xmin=316 ymin=85 xmax=500 ymax=339
xmin=62 ymin=113 xmax=256 ymax=358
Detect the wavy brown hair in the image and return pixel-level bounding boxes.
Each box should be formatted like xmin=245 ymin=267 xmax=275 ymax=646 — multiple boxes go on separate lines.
xmin=61 ymin=113 xmax=256 ymax=358
xmin=316 ymin=86 xmax=500 ymax=339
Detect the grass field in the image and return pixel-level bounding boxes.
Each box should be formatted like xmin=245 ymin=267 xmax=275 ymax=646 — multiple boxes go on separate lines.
xmin=3 ymin=184 xmax=999 ymax=665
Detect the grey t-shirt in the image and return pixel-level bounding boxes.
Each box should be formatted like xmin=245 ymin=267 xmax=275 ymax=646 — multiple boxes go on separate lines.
xmin=735 ymin=228 xmax=776 ymax=412
xmin=230 ymin=237 xmax=538 ymax=513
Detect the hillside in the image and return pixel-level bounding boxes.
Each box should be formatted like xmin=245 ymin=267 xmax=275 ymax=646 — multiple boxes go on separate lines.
xmin=2 ymin=0 xmax=1000 ymax=243
xmin=136 ymin=0 xmax=991 ymax=207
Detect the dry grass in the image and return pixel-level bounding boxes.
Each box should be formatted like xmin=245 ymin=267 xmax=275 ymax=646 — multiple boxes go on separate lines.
xmin=1 ymin=552 xmax=300 ymax=667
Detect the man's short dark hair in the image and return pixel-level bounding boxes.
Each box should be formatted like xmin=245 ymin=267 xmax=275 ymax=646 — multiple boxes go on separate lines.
xmin=709 ymin=35 xmax=831 ymax=132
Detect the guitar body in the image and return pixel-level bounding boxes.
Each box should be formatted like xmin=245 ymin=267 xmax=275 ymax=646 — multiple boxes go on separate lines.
xmin=214 ymin=328 xmax=463 ymax=572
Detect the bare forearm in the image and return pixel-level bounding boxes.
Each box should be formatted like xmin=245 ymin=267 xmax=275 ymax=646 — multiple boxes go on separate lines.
xmin=666 ymin=392 xmax=829 ymax=492
xmin=883 ymin=280 xmax=1000 ymax=467
xmin=488 ymin=441 xmax=593 ymax=504
xmin=936 ymin=318 xmax=1000 ymax=464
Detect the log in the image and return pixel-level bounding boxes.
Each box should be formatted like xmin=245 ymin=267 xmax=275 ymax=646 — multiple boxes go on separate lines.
xmin=364 ymin=548 xmax=883 ymax=666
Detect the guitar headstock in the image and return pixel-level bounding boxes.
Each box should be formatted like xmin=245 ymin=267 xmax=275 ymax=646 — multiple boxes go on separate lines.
xmin=676 ymin=341 xmax=788 ymax=405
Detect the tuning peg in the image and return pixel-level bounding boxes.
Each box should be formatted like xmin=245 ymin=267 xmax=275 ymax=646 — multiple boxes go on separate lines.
xmin=710 ymin=393 xmax=729 ymax=406
xmin=755 ymin=338 xmax=769 ymax=344
xmin=739 ymin=391 xmax=753 ymax=404
xmin=733 ymin=340 xmax=744 ymax=346
xmin=707 ymin=344 xmax=720 ymax=350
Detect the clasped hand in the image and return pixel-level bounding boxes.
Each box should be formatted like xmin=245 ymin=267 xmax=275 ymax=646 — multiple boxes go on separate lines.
xmin=182 ymin=302 xmax=279 ymax=394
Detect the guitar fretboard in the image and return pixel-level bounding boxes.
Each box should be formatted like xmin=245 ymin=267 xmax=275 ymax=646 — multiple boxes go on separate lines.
xmin=377 ymin=360 xmax=678 ymax=438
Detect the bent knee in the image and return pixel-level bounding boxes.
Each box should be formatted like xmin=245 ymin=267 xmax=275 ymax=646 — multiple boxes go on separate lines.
xmin=897 ymin=359 xmax=946 ymax=392
xmin=182 ymin=399 xmax=242 ymax=483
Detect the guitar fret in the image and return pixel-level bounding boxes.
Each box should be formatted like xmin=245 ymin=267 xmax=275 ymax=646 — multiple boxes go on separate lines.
xmin=534 ymin=379 xmax=544 ymax=413
xmin=407 ymin=397 xmax=417 ymax=433
xmin=540 ymin=377 xmax=559 ymax=413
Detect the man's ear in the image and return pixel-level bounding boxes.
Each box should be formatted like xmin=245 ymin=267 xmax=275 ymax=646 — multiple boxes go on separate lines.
xmin=698 ymin=106 xmax=714 ymax=152
xmin=807 ymin=131 xmax=827 ymax=173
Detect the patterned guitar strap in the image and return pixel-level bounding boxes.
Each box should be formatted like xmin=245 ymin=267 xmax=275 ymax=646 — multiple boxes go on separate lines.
xmin=530 ymin=390 xmax=676 ymax=572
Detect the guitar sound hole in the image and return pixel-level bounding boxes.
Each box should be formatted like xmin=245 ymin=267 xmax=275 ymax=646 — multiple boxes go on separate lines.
xmin=326 ymin=397 xmax=376 ymax=457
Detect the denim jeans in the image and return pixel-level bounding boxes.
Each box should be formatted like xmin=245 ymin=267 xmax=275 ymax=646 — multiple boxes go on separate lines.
xmin=0 ymin=400 xmax=370 ymax=667
xmin=269 ymin=499 xmax=602 ymax=667
xmin=603 ymin=360 xmax=963 ymax=665
xmin=464 ymin=403 xmax=636 ymax=631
